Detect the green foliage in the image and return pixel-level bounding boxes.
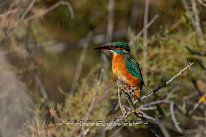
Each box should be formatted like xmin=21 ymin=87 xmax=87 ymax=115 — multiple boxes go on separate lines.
xmin=1 ymin=0 xmax=206 ymax=136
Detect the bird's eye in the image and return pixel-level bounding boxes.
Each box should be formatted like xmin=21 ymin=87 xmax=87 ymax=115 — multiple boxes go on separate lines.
xmin=110 ymin=46 xmax=115 ymax=49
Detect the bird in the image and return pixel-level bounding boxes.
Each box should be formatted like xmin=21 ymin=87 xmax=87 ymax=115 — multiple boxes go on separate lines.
xmin=95 ymin=41 xmax=144 ymax=100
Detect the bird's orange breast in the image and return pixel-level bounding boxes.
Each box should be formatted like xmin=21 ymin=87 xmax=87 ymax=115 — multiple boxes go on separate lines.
xmin=112 ymin=55 xmax=142 ymax=88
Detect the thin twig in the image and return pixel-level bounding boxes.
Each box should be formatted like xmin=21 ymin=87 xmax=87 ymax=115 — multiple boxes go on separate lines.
xmin=79 ymin=68 xmax=104 ymax=137
xmin=198 ymin=0 xmax=206 ymax=7
xmin=155 ymin=117 xmax=171 ymax=137
xmin=182 ymin=0 xmax=203 ymax=34
xmin=102 ymin=0 xmax=115 ymax=80
xmin=0 ymin=9 xmax=17 ymax=18
xmin=166 ymin=62 xmax=194 ymax=85
xmin=141 ymin=100 xmax=183 ymax=132
xmin=23 ymin=1 xmax=74 ymax=23
xmin=140 ymin=62 xmax=194 ymax=101
xmin=25 ymin=26 xmax=53 ymax=111
xmin=69 ymin=32 xmax=93 ymax=98
xmin=116 ymin=83 xmax=165 ymax=137
xmin=68 ymin=87 xmax=112 ymax=137
xmin=185 ymin=46 xmax=206 ymax=56
xmin=19 ymin=0 xmax=37 ymax=22
xmin=190 ymin=92 xmax=206 ymax=115
xmin=129 ymin=1 xmax=138 ymax=30
xmin=141 ymin=99 xmax=206 ymax=132
xmin=139 ymin=110 xmax=155 ymax=120
xmin=170 ymin=102 xmax=182 ymax=133
xmin=182 ymin=92 xmax=198 ymax=111
xmin=129 ymin=14 xmax=159 ymax=46
xmin=143 ymin=0 xmax=149 ymax=84
xmin=191 ymin=0 xmax=203 ymax=34
xmin=143 ymin=0 xmax=149 ymax=56
xmin=105 ymin=0 xmax=115 ymax=42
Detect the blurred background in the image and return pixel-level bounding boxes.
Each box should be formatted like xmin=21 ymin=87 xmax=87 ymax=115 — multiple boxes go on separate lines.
xmin=0 ymin=0 xmax=206 ymax=137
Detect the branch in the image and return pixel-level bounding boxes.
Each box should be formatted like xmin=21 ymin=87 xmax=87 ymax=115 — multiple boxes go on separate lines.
xmin=23 ymin=1 xmax=74 ymax=23
xmin=198 ymin=0 xmax=206 ymax=7
xmin=19 ymin=0 xmax=37 ymax=22
xmin=189 ymin=92 xmax=206 ymax=115
xmin=129 ymin=14 xmax=159 ymax=46
xmin=170 ymin=102 xmax=182 ymax=133
xmin=191 ymin=0 xmax=203 ymax=34
xmin=143 ymin=0 xmax=149 ymax=53
xmin=141 ymin=100 xmax=183 ymax=133
xmin=69 ymin=32 xmax=93 ymax=98
xmin=102 ymin=0 xmax=115 ymax=80
xmin=116 ymin=83 xmax=165 ymax=137
xmin=25 ymin=25 xmax=54 ymax=115
xmin=105 ymin=0 xmax=115 ymax=42
xmin=185 ymin=46 xmax=206 ymax=56
xmin=143 ymin=0 xmax=150 ymax=84
xmin=140 ymin=62 xmax=194 ymax=100
xmin=0 ymin=9 xmax=17 ymax=18
xmin=79 ymin=68 xmax=104 ymax=137
xmin=154 ymin=117 xmax=171 ymax=137
xmin=182 ymin=0 xmax=203 ymax=35
xmin=141 ymin=100 xmax=205 ymax=131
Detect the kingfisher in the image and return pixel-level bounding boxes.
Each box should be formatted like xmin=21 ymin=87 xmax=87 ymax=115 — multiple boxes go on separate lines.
xmin=95 ymin=42 xmax=144 ymax=100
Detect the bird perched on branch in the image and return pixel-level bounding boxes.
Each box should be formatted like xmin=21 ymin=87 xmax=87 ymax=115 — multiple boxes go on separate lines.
xmin=95 ymin=42 xmax=144 ymax=100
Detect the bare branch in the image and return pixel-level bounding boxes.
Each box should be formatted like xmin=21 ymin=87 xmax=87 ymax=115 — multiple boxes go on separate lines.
xmin=105 ymin=0 xmax=115 ymax=42
xmin=129 ymin=14 xmax=159 ymax=46
xmin=198 ymin=0 xmax=206 ymax=7
xmin=23 ymin=1 xmax=74 ymax=23
xmin=170 ymin=102 xmax=182 ymax=133
xmin=0 ymin=9 xmax=17 ymax=18
xmin=155 ymin=118 xmax=171 ymax=137
xmin=25 ymin=26 xmax=53 ymax=112
xmin=143 ymin=0 xmax=150 ymax=84
xmin=166 ymin=62 xmax=194 ymax=85
xmin=191 ymin=0 xmax=203 ymax=34
xmin=79 ymin=68 xmax=104 ymax=137
xmin=19 ymin=0 xmax=37 ymax=22
xmin=102 ymin=0 xmax=115 ymax=80
xmin=182 ymin=0 xmax=203 ymax=34
xmin=69 ymin=32 xmax=93 ymax=97
xmin=143 ymin=0 xmax=149 ymax=54
xmin=140 ymin=62 xmax=194 ymax=100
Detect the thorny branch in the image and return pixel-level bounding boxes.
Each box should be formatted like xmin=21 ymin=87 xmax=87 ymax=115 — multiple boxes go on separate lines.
xmin=114 ymin=62 xmax=194 ymax=136
xmin=140 ymin=62 xmax=194 ymax=101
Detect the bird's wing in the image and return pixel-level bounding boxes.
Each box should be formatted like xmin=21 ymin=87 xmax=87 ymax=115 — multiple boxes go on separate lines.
xmin=124 ymin=54 xmax=144 ymax=86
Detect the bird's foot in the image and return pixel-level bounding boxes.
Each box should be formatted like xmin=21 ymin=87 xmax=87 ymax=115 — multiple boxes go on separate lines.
xmin=132 ymin=109 xmax=143 ymax=119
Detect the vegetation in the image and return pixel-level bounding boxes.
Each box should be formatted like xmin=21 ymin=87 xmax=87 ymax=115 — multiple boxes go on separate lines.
xmin=0 ymin=0 xmax=206 ymax=137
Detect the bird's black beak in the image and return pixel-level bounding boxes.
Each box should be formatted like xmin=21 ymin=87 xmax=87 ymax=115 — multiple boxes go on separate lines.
xmin=94 ymin=45 xmax=110 ymax=50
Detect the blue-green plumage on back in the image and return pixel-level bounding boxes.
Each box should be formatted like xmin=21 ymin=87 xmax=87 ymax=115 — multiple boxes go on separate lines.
xmin=124 ymin=54 xmax=144 ymax=90
xmin=94 ymin=41 xmax=144 ymax=100
xmin=107 ymin=41 xmax=144 ymax=90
